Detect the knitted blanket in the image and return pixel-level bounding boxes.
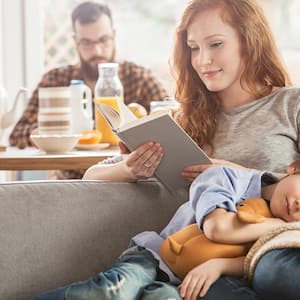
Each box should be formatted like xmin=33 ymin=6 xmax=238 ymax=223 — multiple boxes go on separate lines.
xmin=244 ymin=222 xmax=300 ymax=281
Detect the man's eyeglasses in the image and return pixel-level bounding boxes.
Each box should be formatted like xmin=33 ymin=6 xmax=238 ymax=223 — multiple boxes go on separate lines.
xmin=77 ymin=35 xmax=114 ymax=49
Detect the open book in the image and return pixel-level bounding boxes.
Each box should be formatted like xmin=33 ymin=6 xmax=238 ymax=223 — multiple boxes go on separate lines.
xmin=97 ymin=101 xmax=211 ymax=192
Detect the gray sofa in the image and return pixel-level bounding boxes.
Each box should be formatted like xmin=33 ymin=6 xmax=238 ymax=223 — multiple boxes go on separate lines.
xmin=0 ymin=179 xmax=187 ymax=300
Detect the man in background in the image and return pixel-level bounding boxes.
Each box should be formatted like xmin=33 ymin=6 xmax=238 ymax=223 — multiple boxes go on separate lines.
xmin=9 ymin=1 xmax=168 ymax=179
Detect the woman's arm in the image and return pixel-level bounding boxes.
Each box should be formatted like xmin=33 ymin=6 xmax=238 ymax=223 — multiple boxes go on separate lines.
xmin=179 ymin=256 xmax=245 ymax=300
xmin=203 ymin=208 xmax=285 ymax=244
xmin=83 ymin=141 xmax=163 ymax=181
xmin=83 ymin=160 xmax=135 ymax=181
xmin=182 ymin=158 xmax=286 ymax=182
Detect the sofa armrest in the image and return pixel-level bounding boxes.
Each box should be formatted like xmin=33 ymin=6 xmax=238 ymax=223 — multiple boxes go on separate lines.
xmin=0 ymin=179 xmax=187 ymax=300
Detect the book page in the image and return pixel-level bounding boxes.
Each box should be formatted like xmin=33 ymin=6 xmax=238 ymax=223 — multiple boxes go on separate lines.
xmin=96 ymin=100 xmax=138 ymax=130
xmin=120 ymin=111 xmax=168 ymax=131
xmin=96 ymin=103 xmax=121 ymax=130
xmin=117 ymin=98 xmax=137 ymax=127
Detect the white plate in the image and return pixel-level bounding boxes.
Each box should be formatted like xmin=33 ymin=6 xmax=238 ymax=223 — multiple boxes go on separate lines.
xmin=75 ymin=143 xmax=111 ymax=151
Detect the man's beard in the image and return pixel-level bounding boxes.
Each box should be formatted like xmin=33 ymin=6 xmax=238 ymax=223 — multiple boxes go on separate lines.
xmin=79 ymin=50 xmax=115 ymax=81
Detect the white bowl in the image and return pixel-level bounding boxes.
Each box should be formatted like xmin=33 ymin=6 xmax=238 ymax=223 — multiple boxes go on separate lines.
xmin=30 ymin=133 xmax=81 ymax=154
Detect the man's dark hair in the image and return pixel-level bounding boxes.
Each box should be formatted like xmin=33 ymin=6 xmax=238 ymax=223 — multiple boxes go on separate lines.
xmin=71 ymin=1 xmax=113 ymax=30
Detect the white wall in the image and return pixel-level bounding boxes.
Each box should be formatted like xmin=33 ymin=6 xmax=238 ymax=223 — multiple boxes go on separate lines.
xmin=0 ymin=0 xmax=45 ymax=181
xmin=0 ymin=0 xmax=44 ymax=112
xmin=23 ymin=0 xmax=45 ymax=90
xmin=1 ymin=0 xmax=24 ymax=103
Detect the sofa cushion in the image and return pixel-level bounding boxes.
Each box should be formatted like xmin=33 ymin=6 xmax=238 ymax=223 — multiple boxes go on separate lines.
xmin=0 ymin=179 xmax=187 ymax=300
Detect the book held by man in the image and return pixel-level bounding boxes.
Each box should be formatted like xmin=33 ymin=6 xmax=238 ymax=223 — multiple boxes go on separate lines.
xmin=97 ymin=101 xmax=212 ymax=192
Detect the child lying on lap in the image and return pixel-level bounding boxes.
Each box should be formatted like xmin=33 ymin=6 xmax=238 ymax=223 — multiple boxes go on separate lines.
xmin=161 ymin=165 xmax=300 ymax=299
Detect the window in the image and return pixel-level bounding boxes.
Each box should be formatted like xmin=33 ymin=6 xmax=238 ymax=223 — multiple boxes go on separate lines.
xmin=43 ymin=0 xmax=187 ymax=93
xmin=261 ymin=0 xmax=300 ymax=84
xmin=43 ymin=0 xmax=300 ymax=91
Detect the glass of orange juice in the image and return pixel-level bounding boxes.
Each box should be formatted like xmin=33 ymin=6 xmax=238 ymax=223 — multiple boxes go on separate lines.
xmin=94 ymin=63 xmax=124 ymax=145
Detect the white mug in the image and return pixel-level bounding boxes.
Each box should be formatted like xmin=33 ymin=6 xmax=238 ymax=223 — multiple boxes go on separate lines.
xmin=150 ymin=99 xmax=179 ymax=114
xmin=38 ymin=87 xmax=71 ymax=135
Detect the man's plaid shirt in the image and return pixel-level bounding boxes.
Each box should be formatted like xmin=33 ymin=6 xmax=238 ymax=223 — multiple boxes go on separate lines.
xmin=9 ymin=60 xmax=168 ymax=179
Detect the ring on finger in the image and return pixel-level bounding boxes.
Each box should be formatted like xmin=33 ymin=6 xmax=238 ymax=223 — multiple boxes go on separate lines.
xmin=144 ymin=161 xmax=152 ymax=168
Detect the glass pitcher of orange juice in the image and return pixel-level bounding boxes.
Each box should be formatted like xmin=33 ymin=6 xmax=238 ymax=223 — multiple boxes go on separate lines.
xmin=95 ymin=63 xmax=124 ymax=144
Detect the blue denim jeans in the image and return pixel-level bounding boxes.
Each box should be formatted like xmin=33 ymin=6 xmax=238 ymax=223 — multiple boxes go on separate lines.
xmin=253 ymin=248 xmax=300 ymax=300
xmin=31 ymin=246 xmax=181 ymax=300
xmin=200 ymin=276 xmax=261 ymax=300
xmin=31 ymin=247 xmax=300 ymax=300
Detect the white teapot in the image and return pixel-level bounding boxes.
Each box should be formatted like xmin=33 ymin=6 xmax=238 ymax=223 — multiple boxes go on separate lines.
xmin=0 ymin=87 xmax=29 ymax=142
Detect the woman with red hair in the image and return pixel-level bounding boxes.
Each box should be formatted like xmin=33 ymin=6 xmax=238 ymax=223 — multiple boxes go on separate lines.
xmin=165 ymin=1 xmax=298 ymax=299
xmin=170 ymin=2 xmax=299 ymax=298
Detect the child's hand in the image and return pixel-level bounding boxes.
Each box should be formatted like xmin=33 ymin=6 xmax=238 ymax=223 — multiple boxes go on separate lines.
xmin=179 ymin=259 xmax=224 ymax=300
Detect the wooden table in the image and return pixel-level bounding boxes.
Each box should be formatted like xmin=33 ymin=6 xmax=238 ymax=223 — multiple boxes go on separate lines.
xmin=0 ymin=147 xmax=120 ymax=170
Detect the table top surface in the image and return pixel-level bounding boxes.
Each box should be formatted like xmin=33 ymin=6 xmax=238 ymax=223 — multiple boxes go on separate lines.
xmin=0 ymin=146 xmax=120 ymax=170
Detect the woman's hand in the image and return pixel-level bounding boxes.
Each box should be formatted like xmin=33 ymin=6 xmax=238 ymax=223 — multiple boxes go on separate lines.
xmin=118 ymin=141 xmax=130 ymax=154
xmin=182 ymin=158 xmax=249 ymax=182
xmin=287 ymin=159 xmax=300 ymax=175
xmin=83 ymin=141 xmax=163 ymax=182
xmin=179 ymin=259 xmax=224 ymax=300
xmin=121 ymin=141 xmax=163 ymax=181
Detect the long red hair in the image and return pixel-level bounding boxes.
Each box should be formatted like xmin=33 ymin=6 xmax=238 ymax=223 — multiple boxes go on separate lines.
xmin=172 ymin=0 xmax=291 ymax=153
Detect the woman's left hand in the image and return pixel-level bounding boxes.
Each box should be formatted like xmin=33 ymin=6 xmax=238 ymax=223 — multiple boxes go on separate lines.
xmin=179 ymin=259 xmax=224 ymax=300
xmin=182 ymin=158 xmax=249 ymax=182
